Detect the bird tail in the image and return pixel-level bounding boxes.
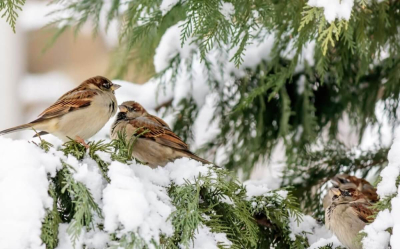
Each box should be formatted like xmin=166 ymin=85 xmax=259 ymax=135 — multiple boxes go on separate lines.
xmin=0 ymin=124 xmax=33 ymax=136
xmin=188 ymin=153 xmax=215 ymax=166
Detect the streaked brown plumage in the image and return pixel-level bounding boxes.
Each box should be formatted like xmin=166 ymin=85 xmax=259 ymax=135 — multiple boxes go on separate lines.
xmin=0 ymin=76 xmax=120 ymax=143
xmin=111 ymin=101 xmax=212 ymax=168
xmin=323 ymin=174 xmax=378 ymax=210
xmin=325 ymin=187 xmax=375 ymax=249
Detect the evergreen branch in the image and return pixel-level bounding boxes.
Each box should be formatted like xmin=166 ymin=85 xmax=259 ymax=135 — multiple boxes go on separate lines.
xmin=61 ymin=161 xmax=102 ymax=246
xmin=0 ymin=0 xmax=25 ymax=33
xmin=41 ymin=183 xmax=61 ymax=249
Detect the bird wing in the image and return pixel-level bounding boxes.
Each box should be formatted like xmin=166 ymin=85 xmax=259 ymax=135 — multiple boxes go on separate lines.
xmin=146 ymin=114 xmax=172 ymax=130
xmin=33 ymin=90 xmax=97 ymax=122
xmin=127 ymin=116 xmax=189 ymax=151
xmin=350 ymin=202 xmax=375 ymax=223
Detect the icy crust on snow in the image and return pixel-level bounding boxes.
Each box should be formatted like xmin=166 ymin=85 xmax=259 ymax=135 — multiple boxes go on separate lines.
xmin=307 ymin=0 xmax=354 ymax=22
xmin=362 ymin=129 xmax=400 ymax=249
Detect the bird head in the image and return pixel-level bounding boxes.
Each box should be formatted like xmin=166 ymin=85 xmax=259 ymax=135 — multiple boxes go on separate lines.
xmin=86 ymin=76 xmax=121 ymax=94
xmin=330 ymin=187 xmax=366 ymax=204
xmin=118 ymin=101 xmax=147 ymax=119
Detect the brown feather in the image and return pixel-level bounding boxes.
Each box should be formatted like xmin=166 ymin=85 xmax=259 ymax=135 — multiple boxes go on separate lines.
xmin=350 ymin=202 xmax=375 ymax=223
xmin=33 ymin=90 xmax=97 ymax=123
xmin=128 ymin=117 xmax=189 ymax=151
xmin=146 ymin=114 xmax=172 ymax=130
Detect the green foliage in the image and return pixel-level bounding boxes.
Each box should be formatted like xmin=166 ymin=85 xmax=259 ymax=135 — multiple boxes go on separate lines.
xmin=172 ymin=97 xmax=198 ymax=143
xmin=0 ymin=0 xmax=25 ymax=32
xmin=317 ymin=244 xmax=346 ymax=249
xmin=45 ymin=0 xmax=399 ymax=178
xmin=249 ymin=189 xmax=305 ymax=248
xmin=167 ymin=169 xmax=259 ymax=248
xmin=41 ymin=183 xmax=61 ymax=249
xmin=61 ymin=161 xmax=102 ymax=245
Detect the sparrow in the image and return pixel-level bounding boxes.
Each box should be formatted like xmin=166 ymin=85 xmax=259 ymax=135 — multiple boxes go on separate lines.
xmin=325 ymin=187 xmax=375 ymax=249
xmin=323 ymin=174 xmax=378 ymax=210
xmin=0 ymin=76 xmax=120 ymax=146
xmin=110 ymin=101 xmax=211 ymax=168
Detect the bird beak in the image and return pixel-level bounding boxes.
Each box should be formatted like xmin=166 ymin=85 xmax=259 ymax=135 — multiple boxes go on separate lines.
xmin=118 ymin=105 xmax=128 ymax=112
xmin=331 ymin=188 xmax=341 ymax=197
xmin=111 ymin=84 xmax=121 ymax=91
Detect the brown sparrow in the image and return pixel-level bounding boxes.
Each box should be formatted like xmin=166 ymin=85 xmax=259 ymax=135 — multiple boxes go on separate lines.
xmin=111 ymin=101 xmax=211 ymax=168
xmin=323 ymin=174 xmax=378 ymax=210
xmin=325 ymin=187 xmax=375 ymax=249
xmin=0 ymin=76 xmax=120 ymax=145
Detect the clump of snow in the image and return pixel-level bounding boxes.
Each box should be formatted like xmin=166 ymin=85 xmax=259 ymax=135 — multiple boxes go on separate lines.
xmin=154 ymin=22 xmax=197 ymax=73
xmin=230 ymin=31 xmax=275 ymax=75
xmin=165 ymin=157 xmax=213 ymax=185
xmin=0 ymin=138 xmax=62 ymax=249
xmin=188 ymin=226 xmax=232 ymax=249
xmin=376 ymin=130 xmax=400 ymax=198
xmin=103 ymin=161 xmax=174 ymax=242
xmin=308 ymin=0 xmax=354 ymax=22
xmin=289 ymin=215 xmax=337 ymax=246
xmin=362 ymin=128 xmax=400 ymax=249
xmin=362 ymin=209 xmax=392 ymax=249
xmin=308 ymin=235 xmax=343 ymax=249
xmin=243 ymin=180 xmax=271 ymax=198
xmin=160 ymin=0 xmax=180 ymax=15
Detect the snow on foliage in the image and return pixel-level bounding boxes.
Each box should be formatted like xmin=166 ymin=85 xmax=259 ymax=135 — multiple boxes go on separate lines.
xmin=307 ymin=0 xmax=354 ymax=22
xmin=362 ymin=129 xmax=400 ymax=249
xmin=0 ymin=135 xmax=308 ymax=248
xmin=0 ymin=138 xmax=61 ymax=249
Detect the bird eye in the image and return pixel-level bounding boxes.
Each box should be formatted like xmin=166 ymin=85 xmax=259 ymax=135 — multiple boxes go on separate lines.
xmin=332 ymin=195 xmax=338 ymax=200
xmin=102 ymin=81 xmax=111 ymax=89
xmin=343 ymin=190 xmax=352 ymax=196
xmin=133 ymin=108 xmax=140 ymax=112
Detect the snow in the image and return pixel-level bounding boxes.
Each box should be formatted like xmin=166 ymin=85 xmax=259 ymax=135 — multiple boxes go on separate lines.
xmin=308 ymin=235 xmax=343 ymax=249
xmin=243 ymin=180 xmax=272 ymax=199
xmin=103 ymin=161 xmax=172 ymax=241
xmin=308 ymin=0 xmax=354 ymax=22
xmin=376 ymin=130 xmax=400 ymax=198
xmin=220 ymin=2 xmax=235 ymax=20
xmin=0 ymin=137 xmax=62 ymax=249
xmin=160 ymin=0 xmax=180 ymax=15
xmin=362 ymin=128 xmax=400 ymax=249
xmin=154 ymin=23 xmax=197 ymax=73
xmin=0 ymin=135 xmax=315 ymax=248
xmin=289 ymin=215 xmax=336 ymax=245
xmin=0 ymin=136 xmax=226 ymax=248
xmin=189 ymin=226 xmax=232 ymax=249
xmin=165 ymin=157 xmax=214 ymax=185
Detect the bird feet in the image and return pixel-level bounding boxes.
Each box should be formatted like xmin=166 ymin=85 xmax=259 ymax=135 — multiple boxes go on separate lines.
xmin=75 ymin=136 xmax=90 ymax=149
